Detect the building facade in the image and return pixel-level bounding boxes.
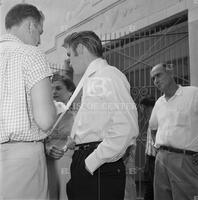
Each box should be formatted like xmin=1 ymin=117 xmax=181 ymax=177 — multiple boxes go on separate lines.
xmin=45 ymin=0 xmax=198 ymax=85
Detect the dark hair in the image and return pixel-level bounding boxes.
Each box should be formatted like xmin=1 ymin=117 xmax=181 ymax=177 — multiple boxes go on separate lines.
xmin=52 ymin=74 xmax=76 ymax=93
xmin=140 ymin=96 xmax=155 ymax=107
xmin=5 ymin=4 xmax=44 ymax=29
xmin=63 ymin=31 xmax=103 ymax=57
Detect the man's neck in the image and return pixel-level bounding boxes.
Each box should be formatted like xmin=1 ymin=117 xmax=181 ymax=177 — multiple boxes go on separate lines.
xmin=164 ymin=83 xmax=179 ymax=100
xmin=87 ymin=55 xmax=99 ymax=66
xmin=7 ymin=28 xmax=23 ymax=43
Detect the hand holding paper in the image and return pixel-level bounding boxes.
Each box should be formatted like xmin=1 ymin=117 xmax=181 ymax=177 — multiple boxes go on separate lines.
xmin=46 ymin=145 xmax=64 ymax=160
xmin=62 ymin=136 xmax=76 ymax=152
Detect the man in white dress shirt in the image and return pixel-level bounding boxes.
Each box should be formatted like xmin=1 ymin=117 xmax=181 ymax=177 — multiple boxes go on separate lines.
xmin=150 ymin=63 xmax=198 ymax=200
xmin=63 ymin=31 xmax=139 ymax=200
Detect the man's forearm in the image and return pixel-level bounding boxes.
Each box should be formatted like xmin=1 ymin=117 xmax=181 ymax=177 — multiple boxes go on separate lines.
xmin=151 ymin=130 xmax=157 ymax=143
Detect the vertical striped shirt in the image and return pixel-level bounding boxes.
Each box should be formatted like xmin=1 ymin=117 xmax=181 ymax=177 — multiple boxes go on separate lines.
xmin=0 ymin=34 xmax=52 ymax=143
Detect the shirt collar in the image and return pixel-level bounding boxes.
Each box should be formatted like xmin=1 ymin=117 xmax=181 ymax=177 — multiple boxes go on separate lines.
xmin=0 ymin=33 xmax=23 ymax=44
xmin=162 ymin=85 xmax=183 ymax=101
xmin=85 ymin=58 xmax=108 ymax=77
xmin=174 ymin=85 xmax=183 ymax=96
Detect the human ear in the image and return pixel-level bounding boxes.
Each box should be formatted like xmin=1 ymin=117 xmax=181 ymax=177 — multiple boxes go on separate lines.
xmin=76 ymin=43 xmax=84 ymax=55
xmin=29 ymin=22 xmax=33 ymax=34
xmin=28 ymin=20 xmax=36 ymax=35
xmin=20 ymin=19 xmax=31 ymax=34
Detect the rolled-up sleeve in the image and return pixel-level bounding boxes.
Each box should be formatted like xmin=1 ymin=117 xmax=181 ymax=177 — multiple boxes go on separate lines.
xmin=24 ymin=48 xmax=52 ymax=94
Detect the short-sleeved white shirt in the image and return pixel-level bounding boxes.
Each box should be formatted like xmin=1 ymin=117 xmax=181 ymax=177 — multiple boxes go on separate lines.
xmin=149 ymin=85 xmax=198 ymax=152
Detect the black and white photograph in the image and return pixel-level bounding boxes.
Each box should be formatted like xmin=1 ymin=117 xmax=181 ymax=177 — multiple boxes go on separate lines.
xmin=0 ymin=0 xmax=198 ymax=199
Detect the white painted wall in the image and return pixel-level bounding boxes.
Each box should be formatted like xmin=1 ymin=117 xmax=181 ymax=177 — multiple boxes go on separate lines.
xmin=188 ymin=0 xmax=198 ymax=86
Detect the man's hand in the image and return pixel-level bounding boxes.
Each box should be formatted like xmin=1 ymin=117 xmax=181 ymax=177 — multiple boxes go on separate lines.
xmin=151 ymin=129 xmax=157 ymax=143
xmin=63 ymin=136 xmax=76 ymax=152
xmin=46 ymin=145 xmax=64 ymax=160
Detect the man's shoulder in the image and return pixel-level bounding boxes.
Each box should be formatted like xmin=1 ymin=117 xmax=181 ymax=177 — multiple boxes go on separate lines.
xmin=100 ymin=65 xmax=128 ymax=82
xmin=182 ymin=85 xmax=198 ymax=91
xmin=7 ymin=42 xmax=44 ymax=60
xmin=0 ymin=34 xmax=44 ymax=57
xmin=155 ymin=96 xmax=164 ymax=105
xmin=181 ymin=86 xmax=198 ymax=96
xmin=20 ymin=44 xmax=44 ymax=57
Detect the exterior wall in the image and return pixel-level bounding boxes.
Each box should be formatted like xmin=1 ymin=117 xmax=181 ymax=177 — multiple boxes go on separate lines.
xmin=45 ymin=0 xmax=195 ymax=83
xmin=188 ymin=1 xmax=198 ymax=86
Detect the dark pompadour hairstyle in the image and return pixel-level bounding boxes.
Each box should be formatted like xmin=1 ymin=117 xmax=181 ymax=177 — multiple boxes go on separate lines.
xmin=63 ymin=31 xmax=103 ymax=57
xmin=5 ymin=4 xmax=44 ymax=29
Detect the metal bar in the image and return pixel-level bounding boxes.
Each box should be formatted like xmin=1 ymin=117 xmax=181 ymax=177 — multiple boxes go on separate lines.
xmin=102 ymin=32 xmax=188 ymax=43
xmin=122 ymin=34 xmax=188 ymax=72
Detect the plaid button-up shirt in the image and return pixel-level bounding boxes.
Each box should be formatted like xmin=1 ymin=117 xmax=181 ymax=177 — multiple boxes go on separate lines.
xmin=0 ymin=34 xmax=52 ymax=143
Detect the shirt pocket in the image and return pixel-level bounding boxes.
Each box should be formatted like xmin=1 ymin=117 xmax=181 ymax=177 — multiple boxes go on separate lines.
xmin=170 ymin=110 xmax=189 ymax=127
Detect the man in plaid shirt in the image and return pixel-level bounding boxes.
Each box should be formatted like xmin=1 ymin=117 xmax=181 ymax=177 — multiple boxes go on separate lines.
xmin=0 ymin=4 xmax=57 ymax=199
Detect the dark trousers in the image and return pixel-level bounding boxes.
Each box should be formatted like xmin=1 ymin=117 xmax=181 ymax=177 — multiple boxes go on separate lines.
xmin=144 ymin=155 xmax=155 ymax=200
xmin=66 ymin=146 xmax=126 ymax=200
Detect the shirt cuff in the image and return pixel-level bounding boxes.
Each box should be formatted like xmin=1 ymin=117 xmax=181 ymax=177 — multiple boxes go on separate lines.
xmin=85 ymin=151 xmax=105 ymax=174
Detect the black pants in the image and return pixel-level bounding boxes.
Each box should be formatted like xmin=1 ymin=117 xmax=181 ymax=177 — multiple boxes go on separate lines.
xmin=66 ymin=146 xmax=126 ymax=200
xmin=144 ymin=155 xmax=155 ymax=200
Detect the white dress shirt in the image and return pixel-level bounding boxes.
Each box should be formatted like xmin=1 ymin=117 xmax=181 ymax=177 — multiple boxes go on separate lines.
xmin=71 ymin=58 xmax=139 ymax=173
xmin=149 ymin=85 xmax=198 ymax=152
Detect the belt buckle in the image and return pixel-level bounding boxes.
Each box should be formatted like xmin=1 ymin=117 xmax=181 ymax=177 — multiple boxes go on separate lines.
xmin=182 ymin=149 xmax=191 ymax=155
xmin=182 ymin=149 xmax=186 ymax=154
xmin=74 ymin=146 xmax=79 ymax=151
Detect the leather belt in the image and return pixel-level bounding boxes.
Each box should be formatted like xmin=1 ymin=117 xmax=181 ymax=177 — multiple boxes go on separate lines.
xmin=75 ymin=141 xmax=101 ymax=151
xmin=1 ymin=139 xmax=44 ymax=144
xmin=159 ymin=145 xmax=197 ymax=155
